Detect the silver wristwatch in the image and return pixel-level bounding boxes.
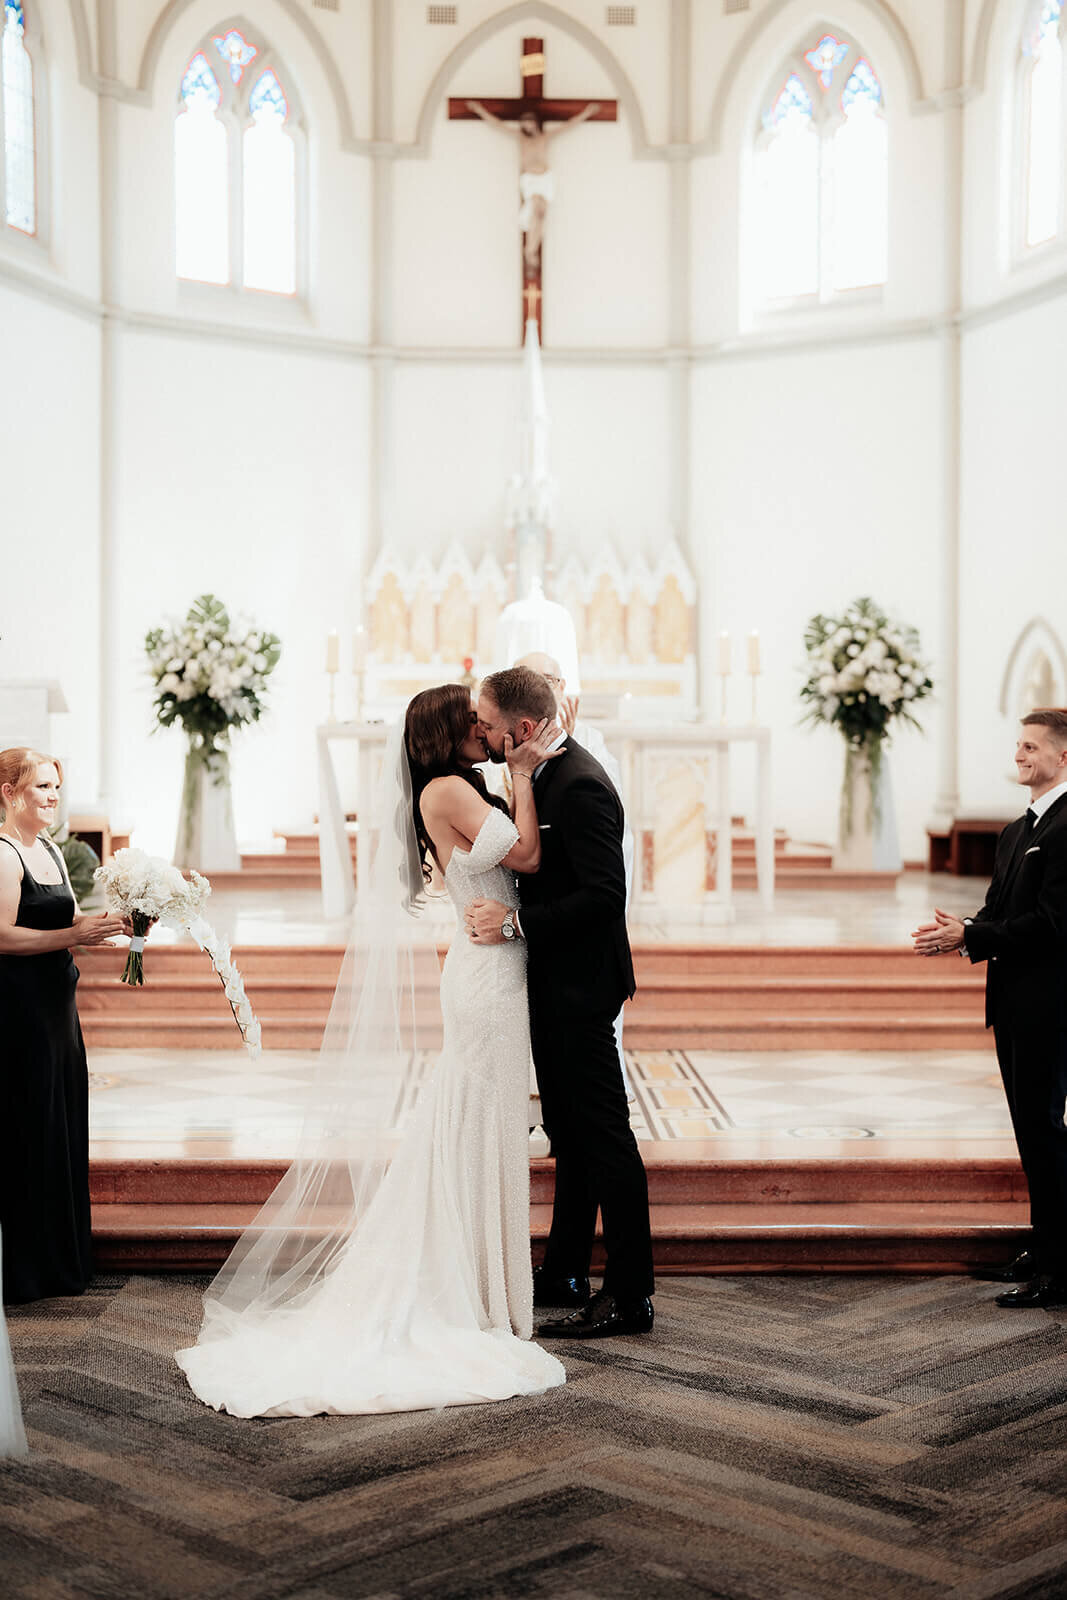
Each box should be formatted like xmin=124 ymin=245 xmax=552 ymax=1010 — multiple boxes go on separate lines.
xmin=501 ymin=913 xmax=516 ymax=941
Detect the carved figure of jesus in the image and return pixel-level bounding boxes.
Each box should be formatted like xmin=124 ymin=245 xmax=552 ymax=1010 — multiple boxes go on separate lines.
xmin=465 ymin=100 xmax=602 ymax=272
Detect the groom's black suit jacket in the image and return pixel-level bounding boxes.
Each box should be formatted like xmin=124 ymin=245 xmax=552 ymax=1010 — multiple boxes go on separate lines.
xmin=964 ymin=791 xmax=1067 ymax=1029
xmin=517 ymin=737 xmax=635 ymax=1018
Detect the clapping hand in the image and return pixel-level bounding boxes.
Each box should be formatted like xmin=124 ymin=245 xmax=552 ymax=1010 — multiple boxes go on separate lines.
xmin=504 ymin=717 xmax=565 ymax=779
xmin=559 ymin=694 xmax=579 ymax=736
xmin=912 ymin=907 xmax=966 ymax=956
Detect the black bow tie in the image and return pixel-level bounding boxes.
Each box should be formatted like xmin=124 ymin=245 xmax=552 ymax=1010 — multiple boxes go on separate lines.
xmin=1025 ymin=807 xmax=1038 ymax=832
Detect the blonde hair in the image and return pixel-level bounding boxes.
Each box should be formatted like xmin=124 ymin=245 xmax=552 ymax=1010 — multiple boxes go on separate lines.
xmin=0 ymin=747 xmax=63 ymax=824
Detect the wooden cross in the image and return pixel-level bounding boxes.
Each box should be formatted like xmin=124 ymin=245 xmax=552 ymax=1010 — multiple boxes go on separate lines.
xmin=449 ymin=37 xmax=617 ymax=343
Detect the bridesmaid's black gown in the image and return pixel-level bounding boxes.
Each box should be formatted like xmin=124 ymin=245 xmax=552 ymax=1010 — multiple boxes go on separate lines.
xmin=0 ymin=836 xmax=92 ymax=1304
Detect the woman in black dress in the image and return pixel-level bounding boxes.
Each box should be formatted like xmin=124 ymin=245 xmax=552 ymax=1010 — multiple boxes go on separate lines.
xmin=0 ymin=748 xmax=126 ymax=1304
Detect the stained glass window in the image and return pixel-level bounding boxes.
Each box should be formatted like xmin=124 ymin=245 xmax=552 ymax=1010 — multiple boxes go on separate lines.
xmin=175 ymin=37 xmax=299 ymax=296
xmin=1023 ymin=0 xmax=1063 ymax=247
xmin=3 ymin=0 xmax=35 ymax=235
xmin=213 ymin=29 xmax=257 ymax=85
xmin=243 ymin=71 xmax=295 ymax=293
xmin=765 ymin=72 xmax=813 ymax=130
xmin=176 ymin=53 xmax=228 ymax=283
xmin=751 ymin=35 xmax=887 ymax=307
xmin=804 ymin=35 xmax=849 ymax=91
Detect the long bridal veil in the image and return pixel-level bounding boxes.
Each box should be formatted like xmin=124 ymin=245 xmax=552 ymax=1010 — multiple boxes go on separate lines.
xmin=191 ymin=723 xmax=447 ymax=1340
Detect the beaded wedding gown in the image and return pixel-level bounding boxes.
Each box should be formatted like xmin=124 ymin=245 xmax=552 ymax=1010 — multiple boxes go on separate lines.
xmin=176 ymin=808 xmax=565 ymax=1417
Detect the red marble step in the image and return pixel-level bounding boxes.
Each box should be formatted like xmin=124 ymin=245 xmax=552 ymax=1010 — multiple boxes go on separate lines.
xmin=90 ymin=1200 xmax=1028 ymax=1273
xmin=75 ymin=944 xmax=986 ymax=982
xmin=88 ymin=1155 xmax=1027 ymax=1209
xmin=77 ymin=970 xmax=984 ymax=1019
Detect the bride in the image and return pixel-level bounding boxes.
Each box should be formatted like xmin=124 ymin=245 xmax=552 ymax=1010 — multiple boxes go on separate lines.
xmin=176 ymin=684 xmax=567 ymax=1417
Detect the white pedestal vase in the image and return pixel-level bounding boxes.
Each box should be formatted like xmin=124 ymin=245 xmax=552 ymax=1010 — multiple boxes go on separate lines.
xmin=835 ymin=745 xmax=902 ymax=874
xmin=174 ymin=747 xmax=241 ymax=872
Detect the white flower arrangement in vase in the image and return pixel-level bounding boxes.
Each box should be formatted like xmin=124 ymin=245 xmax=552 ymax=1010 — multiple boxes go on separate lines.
xmin=145 ymin=594 xmax=281 ymax=870
xmin=800 ymin=597 xmax=933 ymax=839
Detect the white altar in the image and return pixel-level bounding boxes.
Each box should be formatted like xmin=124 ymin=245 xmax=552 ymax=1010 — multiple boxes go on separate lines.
xmin=317 ymin=720 xmax=773 ymax=925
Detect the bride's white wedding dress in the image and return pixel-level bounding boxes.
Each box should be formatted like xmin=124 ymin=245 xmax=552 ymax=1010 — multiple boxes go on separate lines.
xmin=176 ymin=808 xmax=565 ymax=1417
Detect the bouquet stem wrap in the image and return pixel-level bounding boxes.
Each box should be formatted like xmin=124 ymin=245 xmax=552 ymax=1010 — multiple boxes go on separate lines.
xmin=121 ymin=914 xmax=152 ymax=986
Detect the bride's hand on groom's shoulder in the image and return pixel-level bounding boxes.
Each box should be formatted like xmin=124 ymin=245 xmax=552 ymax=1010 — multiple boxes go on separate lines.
xmin=506 ymin=718 xmax=565 ymax=777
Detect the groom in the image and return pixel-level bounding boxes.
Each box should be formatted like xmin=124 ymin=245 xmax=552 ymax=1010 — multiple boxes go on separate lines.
xmin=466 ymin=666 xmax=655 ymax=1338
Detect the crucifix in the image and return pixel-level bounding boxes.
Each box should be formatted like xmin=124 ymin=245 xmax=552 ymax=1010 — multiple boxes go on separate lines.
xmin=448 ymin=38 xmax=617 ymax=343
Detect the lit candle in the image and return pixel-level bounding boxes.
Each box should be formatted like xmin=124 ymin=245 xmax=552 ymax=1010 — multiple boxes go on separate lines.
xmin=747 ymin=631 xmax=761 ymax=675
xmin=326 ymin=631 xmax=340 ymax=673
xmin=352 ymin=627 xmax=367 ymax=671
xmin=718 ymin=632 xmax=731 ymax=675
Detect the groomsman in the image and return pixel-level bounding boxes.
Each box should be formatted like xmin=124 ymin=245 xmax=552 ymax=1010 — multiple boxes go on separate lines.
xmin=913 ymin=709 xmax=1067 ymax=1308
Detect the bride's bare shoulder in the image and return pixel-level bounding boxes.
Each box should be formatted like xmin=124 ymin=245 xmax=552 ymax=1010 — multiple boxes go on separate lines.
xmin=419 ymin=775 xmax=473 ymax=815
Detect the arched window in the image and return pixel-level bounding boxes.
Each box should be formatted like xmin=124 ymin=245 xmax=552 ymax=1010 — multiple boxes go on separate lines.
xmin=1019 ymin=0 xmax=1064 ymax=250
xmin=749 ymin=31 xmax=888 ymax=307
xmin=1 ymin=0 xmax=37 ymax=236
xmin=175 ymin=26 xmax=301 ymax=295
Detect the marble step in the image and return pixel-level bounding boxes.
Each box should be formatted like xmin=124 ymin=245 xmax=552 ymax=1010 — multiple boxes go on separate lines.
xmin=88 ymin=1155 xmax=1027 ymax=1209
xmin=76 ymin=970 xmax=984 ymax=1018
xmin=76 ymin=942 xmax=986 ymax=982
xmin=90 ymin=1200 xmax=1028 ymax=1274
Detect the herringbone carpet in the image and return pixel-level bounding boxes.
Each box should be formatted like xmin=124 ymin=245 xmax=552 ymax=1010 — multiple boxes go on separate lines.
xmin=2 ymin=1274 xmax=1067 ymax=1598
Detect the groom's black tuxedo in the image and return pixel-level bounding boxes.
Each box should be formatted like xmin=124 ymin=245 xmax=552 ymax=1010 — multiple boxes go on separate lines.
xmin=964 ymin=790 xmax=1067 ymax=1273
xmin=518 ymin=738 xmax=653 ymax=1301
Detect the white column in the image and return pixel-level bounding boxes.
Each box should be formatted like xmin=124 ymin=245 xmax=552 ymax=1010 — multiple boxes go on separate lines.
xmin=96 ymin=1 xmax=120 ymax=811
xmin=369 ymin=0 xmax=395 ymax=555
xmin=932 ymin=1 xmax=965 ymax=831
xmin=668 ymin=0 xmax=700 ymax=707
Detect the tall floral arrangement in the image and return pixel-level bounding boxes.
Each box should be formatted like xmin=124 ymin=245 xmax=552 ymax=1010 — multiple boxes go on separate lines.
xmin=146 ymin=594 xmax=281 ymax=778
xmin=801 ymin=597 xmax=933 ymax=834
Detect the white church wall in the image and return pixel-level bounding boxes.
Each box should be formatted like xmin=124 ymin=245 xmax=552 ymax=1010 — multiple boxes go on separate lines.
xmin=112 ymin=0 xmax=372 ymax=342
xmin=958 ymin=291 xmax=1067 ymax=814
xmin=391 ymin=20 xmax=668 ymax=349
xmin=691 ymin=335 xmax=944 ymax=859
xmin=110 ymin=329 xmax=372 ymax=849
xmin=0 ymin=281 xmax=102 ymax=802
xmin=387 ymin=358 xmax=670 ymax=577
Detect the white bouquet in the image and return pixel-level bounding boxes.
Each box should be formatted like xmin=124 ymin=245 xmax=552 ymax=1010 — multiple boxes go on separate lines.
xmin=94 ymin=848 xmax=261 ymax=1058
xmin=801 ymin=597 xmax=933 ymax=755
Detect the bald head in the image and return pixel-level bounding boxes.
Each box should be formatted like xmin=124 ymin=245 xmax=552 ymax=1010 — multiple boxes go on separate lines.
xmin=515 ymin=653 xmax=565 ymax=714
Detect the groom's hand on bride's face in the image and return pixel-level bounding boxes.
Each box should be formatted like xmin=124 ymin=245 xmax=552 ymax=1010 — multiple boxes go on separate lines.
xmin=465 ymin=898 xmax=511 ymax=944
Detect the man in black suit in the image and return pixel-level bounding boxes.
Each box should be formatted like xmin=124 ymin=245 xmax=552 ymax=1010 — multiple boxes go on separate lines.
xmin=466 ymin=666 xmax=654 ymax=1339
xmin=913 ymin=708 xmax=1067 ymax=1308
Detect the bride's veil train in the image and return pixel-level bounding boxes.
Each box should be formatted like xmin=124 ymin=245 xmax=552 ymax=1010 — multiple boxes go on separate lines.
xmin=193 ymin=723 xmax=446 ymax=1338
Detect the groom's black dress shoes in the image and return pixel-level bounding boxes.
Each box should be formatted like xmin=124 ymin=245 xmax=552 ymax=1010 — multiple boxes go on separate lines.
xmin=532 ymin=1266 xmax=590 ymax=1309
xmin=538 ymin=1289 xmax=654 ymax=1340
xmin=995 ymin=1276 xmax=1067 ymax=1309
xmin=971 ymin=1250 xmax=1040 ymax=1283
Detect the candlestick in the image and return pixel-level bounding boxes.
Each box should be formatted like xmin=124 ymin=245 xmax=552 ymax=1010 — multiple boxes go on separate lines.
xmin=352 ymin=627 xmax=367 ymax=672
xmin=747 ymin=630 xmax=761 ymax=676
xmin=326 ymin=631 xmax=340 ymax=674
xmin=718 ymin=631 xmax=731 ymax=676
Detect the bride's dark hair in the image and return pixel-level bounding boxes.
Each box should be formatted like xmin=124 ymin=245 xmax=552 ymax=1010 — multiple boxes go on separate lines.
xmin=404 ymin=684 xmax=508 ymax=885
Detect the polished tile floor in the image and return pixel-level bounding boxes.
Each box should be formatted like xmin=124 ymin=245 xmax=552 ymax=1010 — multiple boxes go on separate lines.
xmin=131 ymin=872 xmax=991 ymax=950
xmin=86 ymin=1044 xmax=1014 ymax=1159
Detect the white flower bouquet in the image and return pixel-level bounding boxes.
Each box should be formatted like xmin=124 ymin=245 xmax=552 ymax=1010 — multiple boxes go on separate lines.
xmin=94 ymin=848 xmax=261 ymax=1057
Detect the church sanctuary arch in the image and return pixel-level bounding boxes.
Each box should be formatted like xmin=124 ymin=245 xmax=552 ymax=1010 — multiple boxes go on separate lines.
xmin=134 ymin=0 xmax=362 ymax=150
xmin=998 ymin=617 xmax=1067 ymax=717
xmin=702 ymin=0 xmax=928 ymax=156
xmin=410 ymin=1 xmax=654 ymax=161
xmin=57 ymin=0 xmax=92 ymax=90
